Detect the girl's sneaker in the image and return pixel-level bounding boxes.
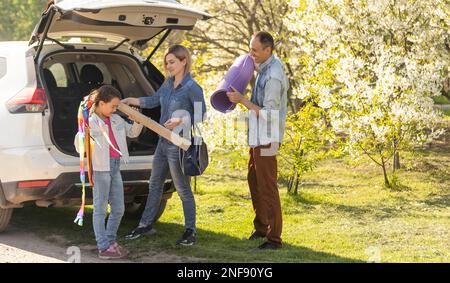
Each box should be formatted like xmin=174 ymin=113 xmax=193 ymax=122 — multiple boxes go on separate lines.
xmin=112 ymin=242 xmax=130 ymax=257
xmin=98 ymin=244 xmax=127 ymax=260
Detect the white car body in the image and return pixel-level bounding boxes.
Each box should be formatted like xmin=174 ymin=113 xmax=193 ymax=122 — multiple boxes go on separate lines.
xmin=0 ymin=0 xmax=210 ymax=231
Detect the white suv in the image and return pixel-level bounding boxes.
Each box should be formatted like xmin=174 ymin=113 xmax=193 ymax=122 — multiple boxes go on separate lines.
xmin=0 ymin=0 xmax=210 ymax=231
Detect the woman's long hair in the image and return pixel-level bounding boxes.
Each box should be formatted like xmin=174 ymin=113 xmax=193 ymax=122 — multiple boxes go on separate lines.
xmin=164 ymin=45 xmax=192 ymax=78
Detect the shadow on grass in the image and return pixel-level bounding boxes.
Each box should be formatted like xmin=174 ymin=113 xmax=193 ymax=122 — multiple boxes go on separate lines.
xmin=414 ymin=141 xmax=450 ymax=157
xmin=201 ymin=172 xmax=247 ymax=184
xmin=223 ymin=191 xmax=252 ymax=201
xmin=126 ymin=222 xmax=363 ymax=263
xmin=223 ymin=183 xmax=396 ymax=220
xmin=428 ymin=168 xmax=450 ymax=184
xmin=283 ymin=193 xmax=374 ymax=217
xmin=387 ymin=178 xmax=412 ymax=192
xmin=9 ymin=205 xmax=362 ymax=263
xmin=282 ymin=191 xmax=423 ymax=222
xmin=422 ymin=193 xmax=450 ymax=208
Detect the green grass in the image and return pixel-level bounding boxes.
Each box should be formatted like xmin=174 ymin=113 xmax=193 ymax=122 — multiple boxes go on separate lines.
xmin=433 ymin=95 xmax=450 ymax=116
xmin=434 ymin=95 xmax=450 ymax=105
xmin=10 ymin=138 xmax=450 ymax=262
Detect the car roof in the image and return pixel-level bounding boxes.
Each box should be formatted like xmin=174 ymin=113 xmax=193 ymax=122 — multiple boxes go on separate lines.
xmin=0 ymin=41 xmax=30 ymax=53
xmin=0 ymin=40 xmax=135 ymax=59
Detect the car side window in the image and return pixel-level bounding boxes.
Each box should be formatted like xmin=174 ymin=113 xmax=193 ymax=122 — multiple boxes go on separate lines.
xmin=96 ymin=63 xmax=112 ymax=84
xmin=0 ymin=57 xmax=6 ymax=80
xmin=76 ymin=62 xmax=112 ymax=85
xmin=49 ymin=63 xmax=68 ymax=87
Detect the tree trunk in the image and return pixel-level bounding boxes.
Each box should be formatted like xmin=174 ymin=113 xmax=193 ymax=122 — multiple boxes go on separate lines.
xmin=393 ymin=152 xmax=401 ymax=171
xmin=287 ymin=175 xmax=293 ymax=193
xmin=287 ymin=88 xmax=297 ymax=113
xmin=294 ymin=173 xmax=300 ymax=195
xmin=393 ymin=139 xmax=400 ymax=172
xmin=381 ymin=161 xmax=390 ymax=188
xmin=288 ymin=139 xmax=303 ymax=194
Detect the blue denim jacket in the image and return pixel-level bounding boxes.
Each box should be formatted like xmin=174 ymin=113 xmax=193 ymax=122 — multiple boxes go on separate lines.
xmin=249 ymin=55 xmax=289 ymax=147
xmin=139 ymin=74 xmax=207 ymax=136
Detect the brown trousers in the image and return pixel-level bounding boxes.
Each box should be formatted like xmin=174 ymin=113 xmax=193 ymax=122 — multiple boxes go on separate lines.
xmin=248 ymin=143 xmax=283 ymax=246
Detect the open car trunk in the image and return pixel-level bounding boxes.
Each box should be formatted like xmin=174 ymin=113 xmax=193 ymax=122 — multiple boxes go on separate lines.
xmin=30 ymin=0 xmax=211 ymax=51
xmin=41 ymin=50 xmax=162 ymax=156
xmin=31 ymin=0 xmax=211 ymax=157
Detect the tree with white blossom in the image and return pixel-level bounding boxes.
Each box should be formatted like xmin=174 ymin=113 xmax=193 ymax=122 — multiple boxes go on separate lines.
xmin=285 ymin=0 xmax=449 ymax=187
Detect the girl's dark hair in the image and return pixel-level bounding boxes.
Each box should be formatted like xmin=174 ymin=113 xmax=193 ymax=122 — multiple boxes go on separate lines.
xmin=91 ymin=85 xmax=121 ymax=106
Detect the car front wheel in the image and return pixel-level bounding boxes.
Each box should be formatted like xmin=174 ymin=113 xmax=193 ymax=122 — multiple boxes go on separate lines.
xmin=0 ymin=208 xmax=13 ymax=232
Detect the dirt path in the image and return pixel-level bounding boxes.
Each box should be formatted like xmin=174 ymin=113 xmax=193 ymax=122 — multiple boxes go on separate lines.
xmin=0 ymin=226 xmax=200 ymax=263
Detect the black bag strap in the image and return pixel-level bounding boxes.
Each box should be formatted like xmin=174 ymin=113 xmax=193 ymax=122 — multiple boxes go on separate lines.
xmin=185 ymin=79 xmax=203 ymax=140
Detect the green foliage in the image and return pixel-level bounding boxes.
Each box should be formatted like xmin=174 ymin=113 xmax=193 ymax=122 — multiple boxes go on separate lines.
xmin=285 ymin=0 xmax=449 ymax=188
xmin=434 ymin=95 xmax=450 ymax=105
xmin=210 ymin=150 xmax=248 ymax=172
xmin=280 ymin=103 xmax=343 ymax=194
xmin=0 ymin=0 xmax=47 ymax=41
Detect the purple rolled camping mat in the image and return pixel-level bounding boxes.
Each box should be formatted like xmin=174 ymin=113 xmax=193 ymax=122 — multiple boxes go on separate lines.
xmin=211 ymin=54 xmax=255 ymax=113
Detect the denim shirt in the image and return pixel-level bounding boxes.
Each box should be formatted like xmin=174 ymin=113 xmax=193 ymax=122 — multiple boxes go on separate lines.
xmin=248 ymin=55 xmax=289 ymax=148
xmin=139 ymin=74 xmax=207 ymax=138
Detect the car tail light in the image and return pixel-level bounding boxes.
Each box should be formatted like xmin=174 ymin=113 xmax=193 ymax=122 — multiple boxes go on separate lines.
xmin=6 ymin=87 xmax=47 ymax=114
xmin=18 ymin=180 xmax=51 ymax=189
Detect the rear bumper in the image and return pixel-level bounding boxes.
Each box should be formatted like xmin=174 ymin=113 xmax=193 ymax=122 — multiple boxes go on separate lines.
xmin=0 ymin=181 xmax=22 ymax=209
xmin=0 ymin=170 xmax=174 ymax=209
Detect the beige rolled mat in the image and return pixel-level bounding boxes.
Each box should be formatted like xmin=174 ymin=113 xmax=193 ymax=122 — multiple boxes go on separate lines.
xmin=118 ymin=102 xmax=191 ymax=151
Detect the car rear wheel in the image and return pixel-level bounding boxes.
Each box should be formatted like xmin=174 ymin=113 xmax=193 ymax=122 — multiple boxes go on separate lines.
xmin=0 ymin=208 xmax=13 ymax=232
xmin=125 ymin=198 xmax=168 ymax=223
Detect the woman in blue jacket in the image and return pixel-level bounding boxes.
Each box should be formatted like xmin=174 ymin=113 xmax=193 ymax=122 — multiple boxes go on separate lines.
xmin=122 ymin=45 xmax=206 ymax=246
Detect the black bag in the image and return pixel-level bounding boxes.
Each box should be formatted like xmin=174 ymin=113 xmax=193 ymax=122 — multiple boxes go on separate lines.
xmin=179 ymin=125 xmax=209 ymax=176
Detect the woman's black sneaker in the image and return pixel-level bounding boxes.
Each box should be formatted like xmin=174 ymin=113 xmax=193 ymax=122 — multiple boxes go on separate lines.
xmin=176 ymin=228 xmax=196 ymax=246
xmin=125 ymin=225 xmax=155 ymax=240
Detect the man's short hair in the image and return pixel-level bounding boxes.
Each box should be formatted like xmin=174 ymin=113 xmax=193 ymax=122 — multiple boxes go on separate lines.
xmin=253 ymin=31 xmax=275 ymax=52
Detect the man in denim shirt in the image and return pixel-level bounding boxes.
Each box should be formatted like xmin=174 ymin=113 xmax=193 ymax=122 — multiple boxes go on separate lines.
xmin=227 ymin=31 xmax=288 ymax=250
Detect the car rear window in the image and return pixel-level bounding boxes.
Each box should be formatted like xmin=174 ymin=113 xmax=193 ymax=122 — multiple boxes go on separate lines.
xmin=0 ymin=57 xmax=6 ymax=80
